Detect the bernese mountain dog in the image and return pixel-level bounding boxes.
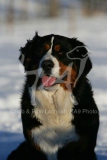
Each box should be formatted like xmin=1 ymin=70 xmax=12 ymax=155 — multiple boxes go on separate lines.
xmin=7 ymin=33 xmax=99 ymax=160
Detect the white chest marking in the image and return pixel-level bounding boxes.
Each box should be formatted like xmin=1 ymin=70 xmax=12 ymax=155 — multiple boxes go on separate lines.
xmin=31 ymin=86 xmax=79 ymax=160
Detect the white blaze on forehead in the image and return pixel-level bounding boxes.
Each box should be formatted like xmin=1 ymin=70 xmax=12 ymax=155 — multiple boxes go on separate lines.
xmin=39 ymin=36 xmax=60 ymax=78
xmin=47 ymin=36 xmax=54 ymax=54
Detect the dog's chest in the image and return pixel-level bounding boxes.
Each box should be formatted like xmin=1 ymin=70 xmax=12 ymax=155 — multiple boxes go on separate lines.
xmin=31 ymin=86 xmax=79 ymax=160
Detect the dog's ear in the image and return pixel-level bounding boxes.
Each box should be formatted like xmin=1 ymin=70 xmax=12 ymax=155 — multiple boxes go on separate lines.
xmin=69 ymin=38 xmax=92 ymax=77
xmin=19 ymin=32 xmax=41 ymax=71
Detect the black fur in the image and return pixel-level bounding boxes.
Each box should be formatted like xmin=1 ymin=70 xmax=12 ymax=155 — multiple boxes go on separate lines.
xmin=7 ymin=141 xmax=47 ymax=160
xmin=7 ymin=33 xmax=99 ymax=160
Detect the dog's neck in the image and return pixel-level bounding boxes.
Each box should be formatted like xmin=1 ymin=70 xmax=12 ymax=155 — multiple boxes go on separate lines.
xmin=28 ymin=84 xmax=60 ymax=106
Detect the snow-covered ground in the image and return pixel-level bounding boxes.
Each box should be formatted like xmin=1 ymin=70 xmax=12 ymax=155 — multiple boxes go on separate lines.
xmin=0 ymin=15 xmax=107 ymax=160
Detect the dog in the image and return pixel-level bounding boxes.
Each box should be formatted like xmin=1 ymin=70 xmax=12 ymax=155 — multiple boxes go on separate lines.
xmin=7 ymin=33 xmax=99 ymax=160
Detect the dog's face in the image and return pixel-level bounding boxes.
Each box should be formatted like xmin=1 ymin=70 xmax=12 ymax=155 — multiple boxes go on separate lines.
xmin=19 ymin=33 xmax=92 ymax=90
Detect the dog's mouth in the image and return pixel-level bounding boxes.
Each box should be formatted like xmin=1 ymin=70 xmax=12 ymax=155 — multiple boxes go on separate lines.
xmin=42 ymin=76 xmax=56 ymax=87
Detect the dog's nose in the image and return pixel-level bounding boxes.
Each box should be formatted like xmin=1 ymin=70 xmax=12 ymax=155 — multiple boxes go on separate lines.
xmin=41 ymin=60 xmax=54 ymax=71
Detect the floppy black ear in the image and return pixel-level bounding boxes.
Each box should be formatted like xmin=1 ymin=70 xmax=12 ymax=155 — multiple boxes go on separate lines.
xmin=19 ymin=32 xmax=41 ymax=71
xmin=69 ymin=38 xmax=92 ymax=76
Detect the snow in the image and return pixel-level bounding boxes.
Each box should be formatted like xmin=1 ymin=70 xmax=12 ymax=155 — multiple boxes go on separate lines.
xmin=0 ymin=14 xmax=107 ymax=160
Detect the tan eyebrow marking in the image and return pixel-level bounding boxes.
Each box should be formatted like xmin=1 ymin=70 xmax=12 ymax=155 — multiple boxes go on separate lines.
xmin=54 ymin=45 xmax=60 ymax=52
xmin=44 ymin=44 xmax=50 ymax=51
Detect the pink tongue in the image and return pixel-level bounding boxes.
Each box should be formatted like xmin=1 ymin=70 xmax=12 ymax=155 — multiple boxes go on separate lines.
xmin=42 ymin=76 xmax=56 ymax=87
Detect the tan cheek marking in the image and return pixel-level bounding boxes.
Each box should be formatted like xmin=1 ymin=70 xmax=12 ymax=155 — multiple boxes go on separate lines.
xmin=54 ymin=45 xmax=60 ymax=52
xmin=44 ymin=44 xmax=50 ymax=51
xmin=58 ymin=61 xmax=77 ymax=91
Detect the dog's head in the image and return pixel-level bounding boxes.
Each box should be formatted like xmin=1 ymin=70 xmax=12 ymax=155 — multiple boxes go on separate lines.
xmin=19 ymin=33 xmax=92 ymax=91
